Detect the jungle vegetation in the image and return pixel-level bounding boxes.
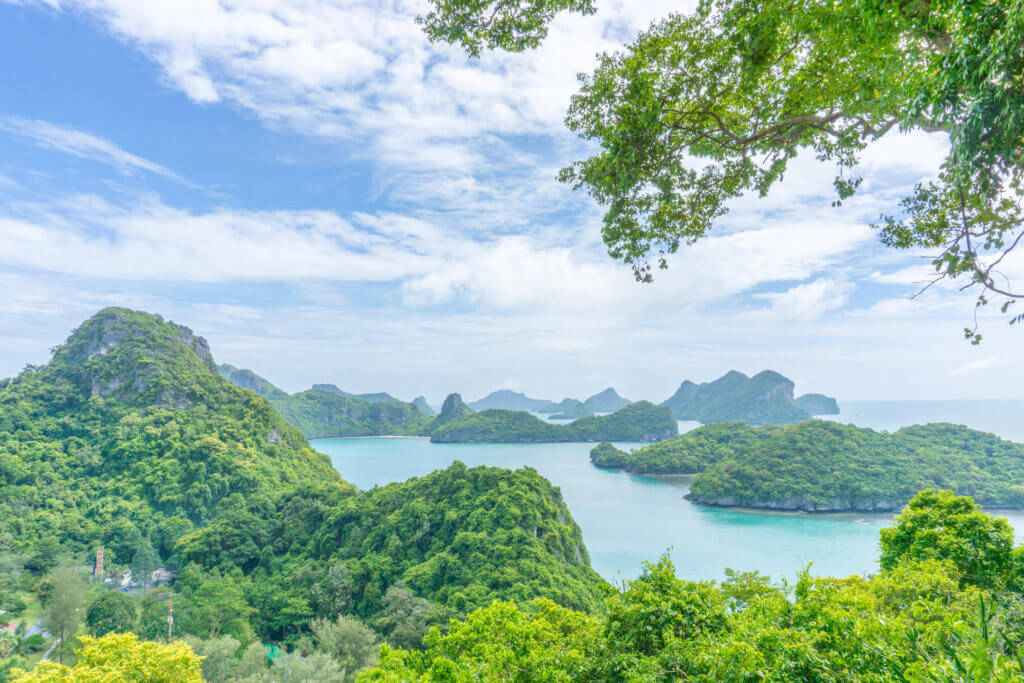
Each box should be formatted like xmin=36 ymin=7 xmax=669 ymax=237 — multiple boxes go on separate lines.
xmin=0 ymin=309 xmax=606 ymax=672
xmin=430 ymin=401 xmax=677 ymax=443
xmin=216 ymin=366 xmax=431 ymax=439
xmin=592 ymin=420 xmax=1024 ymax=511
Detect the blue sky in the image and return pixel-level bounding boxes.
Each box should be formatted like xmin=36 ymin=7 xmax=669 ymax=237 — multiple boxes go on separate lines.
xmin=1 ymin=0 xmax=1021 ymax=405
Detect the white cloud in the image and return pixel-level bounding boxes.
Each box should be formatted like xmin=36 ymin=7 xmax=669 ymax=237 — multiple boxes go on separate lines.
xmin=5 ymin=0 xmax=1022 ymax=402
xmin=0 ymin=187 xmax=870 ymax=331
xmin=0 ymin=197 xmax=428 ymax=282
xmin=11 ymin=0 xmax=689 ymax=227
xmin=0 ymin=116 xmax=190 ymax=184
xmin=950 ymin=358 xmax=1009 ymax=376
xmin=751 ymin=278 xmax=853 ymax=321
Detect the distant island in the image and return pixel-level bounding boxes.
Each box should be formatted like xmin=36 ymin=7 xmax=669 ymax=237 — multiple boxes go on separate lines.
xmin=538 ymin=397 xmax=591 ymax=416
xmin=219 ymin=366 xmax=430 ymax=438
xmin=547 ymin=399 xmax=594 ymax=419
xmin=470 ymin=387 xmax=633 ymax=414
xmin=312 ymin=383 xmax=402 ymax=404
xmin=431 ymin=400 xmax=677 ymax=443
xmin=591 ymin=420 xmax=1024 ymax=511
xmin=583 ymin=388 xmax=631 ymax=412
xmin=217 ymin=366 xmax=839 ymax=439
xmin=214 ymin=370 xmax=669 ymax=443
xmin=412 ymin=395 xmax=436 ymax=416
xmin=794 ymin=393 xmax=840 ymax=415
xmin=469 ymin=389 xmax=556 ymax=412
xmin=660 ymin=370 xmax=838 ymax=425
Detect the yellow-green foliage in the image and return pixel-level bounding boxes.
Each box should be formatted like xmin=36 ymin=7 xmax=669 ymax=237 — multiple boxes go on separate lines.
xmin=360 ymin=557 xmax=1024 ymax=681
xmin=10 ymin=633 xmax=203 ymax=682
xmin=360 ymin=493 xmax=1024 ymax=680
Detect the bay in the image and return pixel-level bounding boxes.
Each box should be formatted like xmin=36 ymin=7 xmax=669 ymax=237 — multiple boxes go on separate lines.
xmin=313 ymin=400 xmax=1024 ymax=585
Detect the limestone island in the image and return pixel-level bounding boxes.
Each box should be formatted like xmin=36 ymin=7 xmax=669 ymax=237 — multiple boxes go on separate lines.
xmin=591 ymin=420 xmax=1024 ymax=512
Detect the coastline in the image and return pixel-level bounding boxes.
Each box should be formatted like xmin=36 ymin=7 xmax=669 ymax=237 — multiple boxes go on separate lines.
xmin=313 ymin=435 xmax=431 ymax=441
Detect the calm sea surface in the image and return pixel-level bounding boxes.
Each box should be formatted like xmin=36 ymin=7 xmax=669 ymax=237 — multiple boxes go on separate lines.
xmin=312 ymin=400 xmax=1024 ymax=584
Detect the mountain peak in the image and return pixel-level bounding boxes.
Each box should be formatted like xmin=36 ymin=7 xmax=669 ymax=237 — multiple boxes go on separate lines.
xmin=412 ymin=396 xmax=436 ymax=416
xmin=661 ymin=369 xmax=815 ymax=425
xmin=51 ymin=307 xmax=219 ymax=406
xmin=583 ymin=387 xmax=631 ymax=412
xmin=440 ymin=393 xmax=471 ymax=417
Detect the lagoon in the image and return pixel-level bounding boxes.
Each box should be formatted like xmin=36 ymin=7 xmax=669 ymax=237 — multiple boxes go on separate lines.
xmin=313 ymin=399 xmax=1024 ymax=585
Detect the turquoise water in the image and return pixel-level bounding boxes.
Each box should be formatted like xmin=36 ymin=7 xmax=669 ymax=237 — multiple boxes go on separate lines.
xmin=313 ymin=400 xmax=1024 ymax=585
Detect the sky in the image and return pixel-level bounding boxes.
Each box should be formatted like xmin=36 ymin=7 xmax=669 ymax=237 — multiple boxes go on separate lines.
xmin=0 ymin=0 xmax=1021 ymax=406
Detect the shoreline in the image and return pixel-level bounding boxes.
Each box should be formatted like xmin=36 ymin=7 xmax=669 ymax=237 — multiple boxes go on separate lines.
xmin=312 ymin=435 xmax=431 ymax=441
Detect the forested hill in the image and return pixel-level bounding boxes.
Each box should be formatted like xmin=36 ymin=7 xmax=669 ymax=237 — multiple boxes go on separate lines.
xmin=217 ymin=366 xmax=430 ymax=438
xmin=591 ymin=420 xmax=1024 ymax=511
xmin=0 ymin=307 xmax=348 ymax=563
xmin=216 ymin=363 xmax=287 ymax=398
xmin=431 ymin=401 xmax=677 ymax=443
xmin=0 ymin=308 xmax=606 ymax=640
xmin=264 ymin=389 xmax=430 ymax=438
xmin=660 ymin=370 xmax=838 ymax=424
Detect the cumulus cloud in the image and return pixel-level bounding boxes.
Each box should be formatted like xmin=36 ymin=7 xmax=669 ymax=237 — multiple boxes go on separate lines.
xmin=0 ymin=187 xmax=870 ymax=329
xmin=12 ymin=0 xmax=694 ymax=226
xmin=751 ymin=278 xmax=853 ymax=321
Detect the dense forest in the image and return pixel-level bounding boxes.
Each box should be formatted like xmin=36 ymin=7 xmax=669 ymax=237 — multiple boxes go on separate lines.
xmin=364 ymin=488 xmax=1024 ymax=680
xmin=592 ymin=420 xmax=1024 ymax=511
xmin=217 ymin=366 xmax=432 ymax=439
xmin=0 ymin=308 xmax=606 ymax=678
xmin=430 ymin=401 xmax=677 ymax=443
xmin=264 ymin=389 xmax=430 ymax=439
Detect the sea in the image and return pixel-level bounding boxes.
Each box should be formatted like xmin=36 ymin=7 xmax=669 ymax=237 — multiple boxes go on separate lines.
xmin=312 ymin=400 xmax=1024 ymax=585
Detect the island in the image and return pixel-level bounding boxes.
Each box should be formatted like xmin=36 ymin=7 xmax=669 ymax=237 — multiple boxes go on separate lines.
xmin=583 ymin=387 xmax=632 ymax=412
xmin=412 ymin=395 xmax=436 ymax=416
xmin=660 ymin=370 xmax=838 ymax=425
xmin=219 ymin=367 xmax=430 ymax=438
xmin=431 ymin=400 xmax=677 ymax=443
xmin=546 ymin=399 xmax=594 ymax=419
xmin=591 ymin=420 xmax=1024 ymax=511
xmin=468 ymin=389 xmax=556 ymax=412
xmin=794 ymin=393 xmax=840 ymax=415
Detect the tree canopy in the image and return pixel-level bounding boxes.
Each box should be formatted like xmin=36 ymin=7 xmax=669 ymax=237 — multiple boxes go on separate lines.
xmin=10 ymin=634 xmax=203 ymax=683
xmin=592 ymin=420 xmax=1024 ymax=511
xmin=420 ymin=0 xmax=1024 ymax=337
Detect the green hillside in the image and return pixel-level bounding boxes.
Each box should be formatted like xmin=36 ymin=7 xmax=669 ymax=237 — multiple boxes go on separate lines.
xmin=0 ymin=308 xmax=606 ymax=643
xmin=216 ymin=363 xmax=287 ymax=398
xmin=216 ymin=369 xmax=431 ymax=438
xmin=431 ymin=401 xmax=677 ymax=443
xmin=267 ymin=389 xmax=430 ymax=438
xmin=592 ymin=420 xmax=1024 ymax=511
